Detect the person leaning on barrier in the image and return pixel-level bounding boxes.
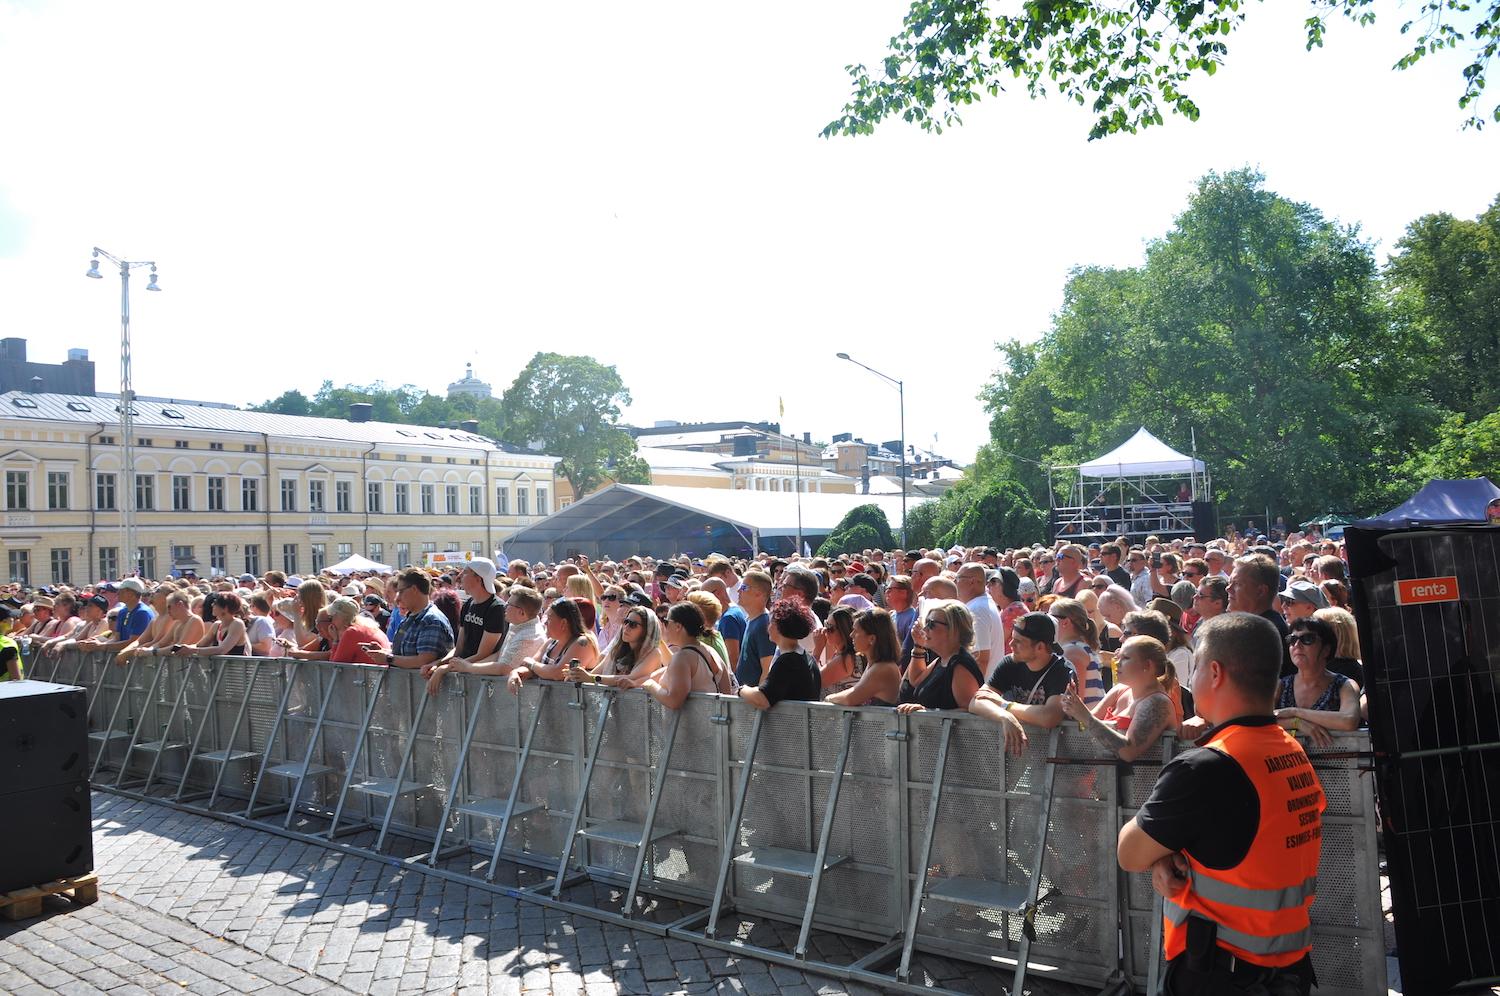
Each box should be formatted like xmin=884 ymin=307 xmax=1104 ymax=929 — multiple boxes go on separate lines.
xmin=824 ymin=607 xmax=903 ymax=708
xmin=0 ymin=605 xmax=22 ymax=681
xmin=738 ymin=599 xmax=821 ymax=711
xmin=1273 ymin=616 xmax=1361 ymax=750
xmin=1060 ymin=635 xmax=1177 ymax=762
xmin=52 ymin=596 xmax=116 ymax=658
xmin=423 ymin=585 xmax=545 ymax=694
xmin=968 ymin=611 xmax=1070 ymax=756
xmin=576 ymin=600 xmax=732 ymax=708
xmin=84 ymin=578 xmax=156 ymax=656
xmin=572 ymin=600 xmax=663 ymax=690
xmin=896 ymin=599 xmax=984 ymax=716
xmin=506 ymin=597 xmax=600 ymax=693
xmin=1118 ymin=613 xmax=1324 ymax=996
xmin=361 ymin=568 xmax=454 ymax=671
xmin=173 ymin=591 xmax=249 ymax=657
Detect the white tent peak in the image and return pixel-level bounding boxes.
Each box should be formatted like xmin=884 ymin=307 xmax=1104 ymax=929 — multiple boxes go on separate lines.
xmin=327 ymin=553 xmax=393 ymax=575
xmin=1078 ymin=427 xmax=1205 ymax=478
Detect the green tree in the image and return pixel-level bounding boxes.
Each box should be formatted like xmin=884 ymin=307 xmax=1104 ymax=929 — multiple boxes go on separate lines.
xmin=253 ymin=389 xmax=312 ymax=416
xmin=497 ymin=353 xmax=641 ymax=498
xmin=980 ymin=169 xmax=1434 ymax=521
xmin=607 ymin=452 xmax=654 ymax=486
xmin=817 ymin=504 xmax=896 ymax=557
xmin=940 ymin=479 xmax=1046 ymax=548
xmin=1393 ymin=410 xmax=1500 ymax=487
xmin=823 ymin=1 xmax=1500 ymax=141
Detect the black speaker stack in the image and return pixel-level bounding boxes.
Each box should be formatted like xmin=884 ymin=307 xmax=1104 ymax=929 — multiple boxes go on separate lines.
xmin=0 ymin=679 xmax=94 ymax=894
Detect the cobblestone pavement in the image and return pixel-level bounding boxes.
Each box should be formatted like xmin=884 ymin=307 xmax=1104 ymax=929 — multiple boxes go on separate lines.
xmin=1 ymin=791 xmax=1066 ymax=996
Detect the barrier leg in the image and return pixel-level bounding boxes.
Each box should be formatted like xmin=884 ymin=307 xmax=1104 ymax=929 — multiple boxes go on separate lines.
xmin=549 ymin=694 xmax=614 ymax=898
xmin=89 ymin=657 xmax=140 ymax=779
xmin=621 ymin=708 xmax=682 ymax=916
xmin=897 ymin=718 xmax=953 ymax=981
xmin=372 ymin=681 xmax=431 ymax=852
xmin=242 ymin=659 xmax=301 ymax=819
xmin=1010 ymin=727 xmax=1061 ymax=996
xmin=63 ymin=648 xmax=91 ymax=687
xmin=324 ymin=667 xmax=388 ymax=839
xmin=482 ymin=684 xmax=547 ymax=881
xmin=175 ymin=658 xmax=232 ymax=802
xmin=427 ymin=675 xmax=482 ymax=864
xmin=202 ymin=659 xmax=265 ymax=808
xmin=705 ymin=708 xmax=765 ymax=938
xmin=1144 ymin=737 xmax=1175 ymax=996
xmin=135 ymin=659 xmax=196 ymax=794
xmin=795 ymin=711 xmax=855 ymax=958
xmin=277 ymin=663 xmax=342 ymax=828
xmin=82 ymin=653 xmax=115 ymax=721
xmin=112 ymin=659 xmax=168 ymax=788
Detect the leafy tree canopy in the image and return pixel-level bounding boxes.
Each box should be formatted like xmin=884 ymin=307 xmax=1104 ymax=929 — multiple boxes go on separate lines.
xmin=817 ymin=504 xmax=896 ymax=557
xmin=823 ymin=1 xmax=1500 ymax=141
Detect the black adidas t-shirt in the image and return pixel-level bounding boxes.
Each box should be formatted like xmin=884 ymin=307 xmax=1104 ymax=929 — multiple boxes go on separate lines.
xmin=987 ymin=653 xmax=1072 ymax=705
xmin=458 ymin=595 xmax=507 ymax=659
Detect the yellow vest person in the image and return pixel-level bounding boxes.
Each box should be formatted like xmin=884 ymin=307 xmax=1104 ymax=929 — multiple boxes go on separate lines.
xmin=1118 ymin=612 xmax=1323 ymax=996
xmin=0 ymin=606 xmax=23 ymax=681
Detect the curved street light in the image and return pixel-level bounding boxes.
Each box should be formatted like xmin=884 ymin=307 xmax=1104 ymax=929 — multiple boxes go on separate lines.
xmin=835 ymin=352 xmax=907 ymax=548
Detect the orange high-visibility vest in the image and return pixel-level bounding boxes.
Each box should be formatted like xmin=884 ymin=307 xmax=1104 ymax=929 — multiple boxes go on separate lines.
xmin=1163 ymin=721 xmax=1324 ymax=968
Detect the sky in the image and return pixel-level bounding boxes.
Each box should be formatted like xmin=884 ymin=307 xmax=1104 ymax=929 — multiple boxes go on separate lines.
xmin=1 ymin=1 xmax=1497 ymax=466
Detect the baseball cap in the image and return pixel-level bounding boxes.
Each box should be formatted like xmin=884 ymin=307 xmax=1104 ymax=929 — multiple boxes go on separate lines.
xmin=624 ymin=590 xmax=653 ymax=609
xmin=1012 ymin=612 xmax=1056 ymax=646
xmin=286 ymin=576 xmax=304 ymax=588
xmin=239 ymin=573 xmax=256 ymax=584
xmin=464 ymin=558 xmax=497 ymax=595
xmin=663 ymin=573 xmax=689 ymax=591
xmin=85 ymin=595 xmax=109 ymax=612
xmin=118 ymin=578 xmax=147 ymax=594
xmin=1282 ymin=579 xmax=1328 ymax=608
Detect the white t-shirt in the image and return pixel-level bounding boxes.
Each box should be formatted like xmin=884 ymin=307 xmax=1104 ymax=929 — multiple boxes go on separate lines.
xmin=966 ymin=593 xmax=1002 ymax=670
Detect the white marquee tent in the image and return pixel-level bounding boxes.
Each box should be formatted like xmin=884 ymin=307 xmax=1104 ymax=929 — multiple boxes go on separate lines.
xmin=1076 ymin=427 xmax=1206 ymax=478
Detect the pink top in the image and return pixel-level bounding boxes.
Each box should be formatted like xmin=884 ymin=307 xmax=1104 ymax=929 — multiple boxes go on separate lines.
xmin=332 ymin=621 xmax=389 ymax=665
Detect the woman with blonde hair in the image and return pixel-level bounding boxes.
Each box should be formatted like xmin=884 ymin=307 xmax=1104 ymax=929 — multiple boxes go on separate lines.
xmin=294 ymin=579 xmax=327 ymax=646
xmin=1061 ymin=635 xmax=1176 ymax=761
xmin=1076 ymin=588 xmax=1121 ymax=653
xmin=1313 ymin=606 xmax=1364 ymax=685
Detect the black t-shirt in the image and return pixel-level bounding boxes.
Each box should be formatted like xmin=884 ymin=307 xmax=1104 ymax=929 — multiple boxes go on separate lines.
xmin=458 ymin=595 xmax=508 ymax=659
xmin=759 ymin=649 xmax=821 ymax=707
xmin=1328 ymin=655 xmax=1365 ymax=686
xmin=1259 ymin=609 xmax=1295 ymax=678
xmin=1135 ymin=716 xmax=1267 ymax=870
xmin=1105 ymin=566 xmax=1132 ymax=588
xmin=987 ymin=653 xmax=1072 ymax=705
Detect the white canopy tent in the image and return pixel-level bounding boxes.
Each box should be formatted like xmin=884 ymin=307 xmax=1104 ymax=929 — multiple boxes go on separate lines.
xmin=326 ymin=553 xmax=394 ymax=575
xmin=1077 ymin=427 xmax=1206 ymax=478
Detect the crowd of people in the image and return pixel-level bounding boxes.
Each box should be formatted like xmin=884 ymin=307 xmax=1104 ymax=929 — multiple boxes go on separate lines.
xmin=3 ymin=530 xmax=1365 ymax=756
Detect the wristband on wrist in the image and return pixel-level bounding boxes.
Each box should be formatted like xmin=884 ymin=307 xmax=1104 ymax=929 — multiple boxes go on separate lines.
xmin=1002 ymin=700 xmax=1014 ymax=713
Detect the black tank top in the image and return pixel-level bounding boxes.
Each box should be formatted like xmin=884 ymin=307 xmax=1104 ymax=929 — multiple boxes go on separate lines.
xmin=900 ymin=650 xmax=984 ymax=711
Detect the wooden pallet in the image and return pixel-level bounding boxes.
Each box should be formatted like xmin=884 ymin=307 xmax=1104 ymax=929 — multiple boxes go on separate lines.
xmin=0 ymin=873 xmax=100 ymax=921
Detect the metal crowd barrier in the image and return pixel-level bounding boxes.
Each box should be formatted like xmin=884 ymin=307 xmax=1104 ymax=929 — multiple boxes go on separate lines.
xmin=28 ymin=648 xmax=1386 ymax=995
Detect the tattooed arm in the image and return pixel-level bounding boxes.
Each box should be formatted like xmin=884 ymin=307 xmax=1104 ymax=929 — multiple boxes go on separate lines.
xmin=1079 ymin=692 xmax=1173 ymax=762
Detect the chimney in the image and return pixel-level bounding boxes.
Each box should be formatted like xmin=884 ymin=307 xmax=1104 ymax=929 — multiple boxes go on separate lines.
xmin=0 ymin=338 xmax=26 ymax=362
xmin=803 ymin=432 xmax=811 ymax=444
xmin=29 ymin=375 xmax=43 ymax=392
xmin=348 ymin=402 xmax=373 ymax=422
xmin=459 ymin=419 xmax=480 ymax=433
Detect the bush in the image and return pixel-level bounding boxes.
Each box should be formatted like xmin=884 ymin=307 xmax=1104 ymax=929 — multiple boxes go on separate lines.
xmin=938 ymin=479 xmax=1046 ymax=549
xmin=817 ymin=504 xmax=895 ymax=557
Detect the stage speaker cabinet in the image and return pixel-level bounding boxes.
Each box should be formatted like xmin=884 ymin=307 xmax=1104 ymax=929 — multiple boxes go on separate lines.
xmin=1191 ymin=501 xmax=1218 ymax=539
xmin=0 ymin=680 xmax=93 ymax=893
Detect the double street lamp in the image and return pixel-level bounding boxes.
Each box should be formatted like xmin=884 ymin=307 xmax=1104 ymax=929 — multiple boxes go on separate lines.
xmin=87 ymin=248 xmax=161 ymax=577
xmin=836 ymin=352 xmax=906 ymax=548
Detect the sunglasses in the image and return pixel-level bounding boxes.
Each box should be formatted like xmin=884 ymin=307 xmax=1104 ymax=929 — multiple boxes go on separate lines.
xmin=736 ymin=583 xmax=748 ymax=592
xmin=600 ymin=594 xmax=620 ymax=602
xmin=920 ymin=618 xmax=949 ymax=629
xmin=623 ymin=618 xmax=644 ymax=629
xmin=1286 ymin=633 xmax=1320 ymax=647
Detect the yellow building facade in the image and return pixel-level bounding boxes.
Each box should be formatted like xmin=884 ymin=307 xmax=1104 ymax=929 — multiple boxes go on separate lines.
xmin=0 ymin=392 xmax=557 ymax=585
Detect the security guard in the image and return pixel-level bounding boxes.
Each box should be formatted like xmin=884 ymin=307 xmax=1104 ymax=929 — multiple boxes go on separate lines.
xmin=0 ymin=605 xmax=22 ymax=681
xmin=1118 ymin=612 xmax=1324 ymax=995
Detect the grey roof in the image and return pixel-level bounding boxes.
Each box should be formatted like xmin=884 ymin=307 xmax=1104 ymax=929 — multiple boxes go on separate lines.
xmin=0 ymin=390 xmax=558 ymax=459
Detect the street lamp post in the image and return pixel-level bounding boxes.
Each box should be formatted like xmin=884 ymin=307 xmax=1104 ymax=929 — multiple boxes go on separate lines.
xmin=836 ymin=352 xmax=906 ymax=548
xmin=87 ymin=248 xmax=161 ymax=577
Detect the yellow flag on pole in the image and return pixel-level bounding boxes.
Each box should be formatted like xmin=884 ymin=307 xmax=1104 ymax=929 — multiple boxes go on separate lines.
xmin=778 ymin=396 xmax=785 ymax=419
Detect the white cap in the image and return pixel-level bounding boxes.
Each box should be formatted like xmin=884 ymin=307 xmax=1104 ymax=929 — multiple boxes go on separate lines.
xmin=465 ymin=557 xmax=497 ymax=594
xmin=118 ymin=577 xmax=147 ymax=594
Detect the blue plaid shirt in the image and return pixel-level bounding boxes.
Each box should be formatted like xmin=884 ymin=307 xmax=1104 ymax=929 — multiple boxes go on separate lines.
xmin=391 ymin=602 xmax=454 ymax=660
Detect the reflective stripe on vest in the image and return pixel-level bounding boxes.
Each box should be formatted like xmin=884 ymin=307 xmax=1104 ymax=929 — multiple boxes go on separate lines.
xmin=1161 ymin=721 xmax=1323 ymax=969
xmin=1164 ymin=898 xmax=1315 ymax=956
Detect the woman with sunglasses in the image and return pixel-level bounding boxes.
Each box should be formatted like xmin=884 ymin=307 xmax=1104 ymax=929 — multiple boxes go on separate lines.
xmin=825 ymin=608 xmax=902 ymax=708
xmin=1274 ymin=616 xmax=1360 ymax=749
xmin=818 ymin=605 xmax=859 ymax=697
xmin=1048 ymin=597 xmax=1108 ymax=707
xmin=596 ymin=584 xmax=627 ymax=650
xmin=575 ymin=603 xmax=663 ymax=689
xmin=896 ymin=600 xmax=983 ymax=714
xmin=507 ymin=597 xmax=600 ymax=693
xmin=1059 ymin=635 xmax=1175 ymax=761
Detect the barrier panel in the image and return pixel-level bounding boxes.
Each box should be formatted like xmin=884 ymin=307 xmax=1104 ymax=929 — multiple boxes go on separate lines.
xmin=40 ymin=653 xmax=1385 ymax=995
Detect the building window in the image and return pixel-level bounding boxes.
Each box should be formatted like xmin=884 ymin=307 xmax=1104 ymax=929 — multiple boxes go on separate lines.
xmin=99 ymin=435 xmax=114 ymax=445
xmin=516 ymin=488 xmax=529 ymax=516
xmin=395 ymin=484 xmax=410 ymax=515
xmin=469 ymin=486 xmax=482 ymax=516
xmin=174 ymin=440 xmax=190 ymax=449
xmin=244 ymin=444 xmax=258 ymax=453
xmin=47 ymin=471 xmax=69 ymax=510
xmin=496 ymin=485 xmax=509 ymax=515
xmin=207 ymin=476 xmax=225 ymax=511
xmin=137 ymin=546 xmax=156 ymax=578
xmin=244 ymin=544 xmax=260 ymax=575
xmin=472 ymin=540 xmax=485 ymax=555
xmin=171 ymin=545 xmax=194 ymax=569
xmin=210 ymin=545 xmax=227 ymax=575
xmin=421 ymin=542 xmax=437 ymax=555
xmin=536 ymin=487 xmax=549 ymax=516
xmin=394 ymin=542 xmax=410 ymax=567
xmin=5 ymin=470 xmax=29 ymax=510
xmin=137 ymin=438 xmax=153 ymax=448
xmin=335 ymin=481 xmax=351 ymax=513
xmin=282 ymin=543 xmax=298 ymax=574
xmin=369 ymin=542 xmax=383 ymax=563
xmin=311 ymin=543 xmax=326 ymax=572
xmin=8 ymin=550 xmax=29 ymax=585
xmin=172 ymin=474 xmax=192 ymax=511
xmin=337 ymin=542 xmax=352 ymax=559
xmin=367 ymin=482 xmax=383 ymax=513
xmin=308 ymin=479 xmax=326 ymax=512
xmin=420 ymin=485 xmax=435 ymax=515
xmin=445 ymin=485 xmax=459 ymax=515
xmin=209 ymin=442 xmax=224 ymax=451
xmin=99 ymin=547 xmax=118 ymax=580
xmin=50 ymin=548 xmax=70 ymax=584
xmin=242 ymin=478 xmax=259 ymax=512
xmin=96 ymin=473 xmax=117 ymax=511
xmin=280 ymin=479 xmax=297 ymax=512
xmin=135 ymin=474 xmax=155 ymax=511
